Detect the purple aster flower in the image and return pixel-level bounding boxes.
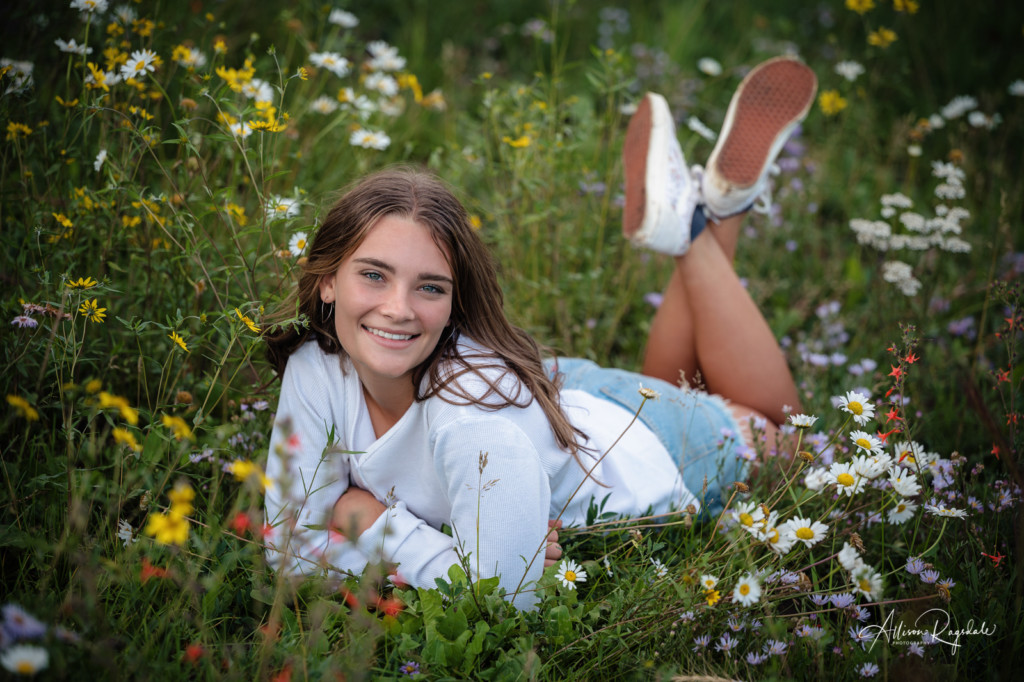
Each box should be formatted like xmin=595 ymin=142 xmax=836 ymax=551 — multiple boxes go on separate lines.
xmin=850 ymin=626 xmax=874 ymax=646
xmin=858 ymin=662 xmax=879 ymax=677
xmin=1 ymin=604 xmax=47 ymax=639
xmin=809 ymin=593 xmax=830 ymax=606
xmin=715 ymin=633 xmax=737 ymax=655
xmin=794 ymin=624 xmax=813 ymax=638
xmin=831 ymin=593 xmax=855 ymax=609
xmin=852 ymin=606 xmax=871 ymax=622
xmin=907 ymin=642 xmax=924 ymax=657
xmin=11 ymin=315 xmax=38 ymax=328
xmin=764 ymin=639 xmax=788 ymax=656
xmin=746 ymin=652 xmax=768 ymax=665
xmin=937 ymin=578 xmax=956 ymax=590
xmin=919 ymin=570 xmax=940 ymax=585
xmin=643 ymin=292 xmax=663 ymax=308
xmin=692 ymin=634 xmax=710 ymax=651
xmin=905 ymin=557 xmax=925 ymax=575
xmin=399 ymin=660 xmax=420 ymax=676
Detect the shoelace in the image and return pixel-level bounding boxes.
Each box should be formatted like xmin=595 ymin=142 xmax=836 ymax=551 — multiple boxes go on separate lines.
xmin=750 ymin=163 xmax=781 ymax=215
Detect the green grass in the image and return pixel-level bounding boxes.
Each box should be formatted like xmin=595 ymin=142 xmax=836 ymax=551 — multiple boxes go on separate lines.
xmin=2 ymin=0 xmax=1023 ymax=679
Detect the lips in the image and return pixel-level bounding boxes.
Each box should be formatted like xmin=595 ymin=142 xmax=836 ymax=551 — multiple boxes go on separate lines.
xmin=363 ymin=325 xmax=418 ymax=341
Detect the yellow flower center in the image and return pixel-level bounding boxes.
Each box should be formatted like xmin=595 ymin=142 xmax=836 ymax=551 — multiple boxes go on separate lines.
xmin=135 ymin=59 xmax=145 ymax=70
xmin=739 ymin=584 xmax=750 ymax=596
xmin=848 ymin=401 xmax=864 ymax=415
xmin=795 ymin=527 xmax=815 ymax=540
xmin=855 ymin=438 xmax=872 ymax=450
xmin=17 ymin=662 xmax=36 ymax=674
xmin=897 ymin=504 xmax=906 ymax=512
xmin=859 ymin=577 xmax=871 ymax=591
xmin=564 ymin=570 xmax=576 ymax=582
xmin=837 ymin=473 xmax=855 ymax=487
xmin=297 ymin=239 xmax=306 ymax=249
xmin=739 ymin=512 xmax=754 ymax=526
xmin=767 ymin=528 xmax=779 ymax=543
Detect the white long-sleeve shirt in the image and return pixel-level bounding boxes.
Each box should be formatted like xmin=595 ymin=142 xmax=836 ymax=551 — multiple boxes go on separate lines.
xmin=264 ymin=338 xmax=697 ymax=609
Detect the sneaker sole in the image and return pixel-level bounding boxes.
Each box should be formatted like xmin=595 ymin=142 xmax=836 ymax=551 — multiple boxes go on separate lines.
xmin=622 ymin=94 xmax=656 ymax=241
xmin=710 ymin=58 xmax=817 ymax=189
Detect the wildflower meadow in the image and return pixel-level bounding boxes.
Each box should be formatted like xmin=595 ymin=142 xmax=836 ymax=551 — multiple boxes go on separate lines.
xmin=2 ymin=1 xmax=1023 ymax=679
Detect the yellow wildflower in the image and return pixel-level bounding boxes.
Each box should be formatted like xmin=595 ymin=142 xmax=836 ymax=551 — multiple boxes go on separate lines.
xmin=248 ymin=119 xmax=286 ymax=133
xmin=85 ymin=379 xmax=103 ymax=393
xmin=6 ymin=395 xmax=40 ymax=421
xmin=55 ymin=95 xmax=79 ymax=108
xmin=213 ymin=38 xmax=227 ymax=54
xmin=67 ymin=276 xmax=98 ymax=289
xmin=216 ymin=58 xmax=255 ymax=92
xmin=6 ymin=122 xmax=32 ymax=140
xmin=162 ymin=414 xmax=194 ymax=440
xmin=228 ymin=459 xmax=273 ymax=491
xmin=122 ymin=215 xmax=142 ymax=228
xmin=235 ymin=308 xmax=260 ymax=333
xmin=893 ymin=0 xmax=919 ymax=13
xmin=704 ymin=589 xmax=721 ymax=606
xmin=225 ymin=203 xmax=247 ymax=226
xmin=98 ymin=392 xmax=139 ymax=425
xmin=296 ymin=66 xmax=310 ymax=81
xmin=844 ymin=0 xmax=875 ymax=14
xmin=818 ymin=90 xmax=848 ymax=116
xmin=113 ymin=427 xmax=142 ymax=452
xmin=868 ymin=27 xmax=897 ymax=48
xmin=103 ymin=47 xmax=128 ymax=70
xmin=168 ymin=331 xmax=189 ymax=352
xmin=502 ymin=135 xmax=531 ymax=148
xmin=145 ymin=509 xmax=190 ymax=545
xmin=132 ymin=18 xmax=155 ymax=37
xmin=85 ymin=62 xmax=110 ymax=92
xmin=469 ymin=214 xmax=482 ymax=230
xmin=397 ymin=73 xmax=422 ymax=102
xmin=167 ymin=481 xmax=195 ymax=511
xmin=79 ymin=298 xmax=107 ymax=323
xmin=52 ymin=213 xmax=74 ymax=228
xmin=421 ymin=89 xmax=446 ymax=111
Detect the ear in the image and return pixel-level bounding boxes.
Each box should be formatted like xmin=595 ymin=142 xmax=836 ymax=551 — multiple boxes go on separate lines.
xmin=318 ymin=273 xmax=337 ymax=303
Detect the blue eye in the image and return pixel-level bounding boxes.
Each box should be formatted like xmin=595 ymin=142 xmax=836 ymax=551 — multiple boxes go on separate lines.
xmin=421 ymin=284 xmax=445 ymax=294
xmin=363 ymin=271 xmax=383 ymax=281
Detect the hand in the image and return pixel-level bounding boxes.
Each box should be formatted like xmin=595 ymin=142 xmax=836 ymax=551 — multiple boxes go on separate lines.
xmin=543 ymin=519 xmax=563 ymax=568
xmin=332 ymin=487 xmax=387 ymax=539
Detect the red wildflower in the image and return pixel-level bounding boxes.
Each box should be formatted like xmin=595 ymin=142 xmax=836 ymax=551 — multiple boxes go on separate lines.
xmin=375 ymin=596 xmax=403 ymax=617
xmin=271 ymin=663 xmax=293 ymax=682
xmin=992 ymin=445 xmax=1001 ymax=460
xmin=995 ymin=369 xmax=1010 ymax=384
xmin=981 ymin=551 xmax=1005 ymax=566
xmin=876 ymin=428 xmax=899 ymax=444
xmin=340 ymin=588 xmax=360 ymax=609
xmin=884 ymin=407 xmax=902 ymax=423
xmin=182 ymin=642 xmax=205 ymax=665
xmin=888 ymin=365 xmax=904 ymax=380
xmin=140 ymin=557 xmax=169 ymax=584
xmin=229 ymin=511 xmax=252 ymax=535
xmin=904 ymin=352 xmax=919 ymax=364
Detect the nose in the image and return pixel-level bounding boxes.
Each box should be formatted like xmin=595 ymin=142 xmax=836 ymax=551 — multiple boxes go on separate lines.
xmin=379 ymin=286 xmax=413 ymax=321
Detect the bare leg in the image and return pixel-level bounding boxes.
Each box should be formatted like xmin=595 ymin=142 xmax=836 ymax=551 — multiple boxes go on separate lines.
xmin=641 ymin=220 xmax=799 ymax=426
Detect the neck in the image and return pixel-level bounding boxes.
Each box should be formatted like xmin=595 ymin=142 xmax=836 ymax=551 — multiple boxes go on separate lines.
xmin=361 ymin=379 xmax=415 ymax=438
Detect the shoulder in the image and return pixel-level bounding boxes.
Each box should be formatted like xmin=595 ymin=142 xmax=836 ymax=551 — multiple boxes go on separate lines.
xmin=431 ymin=336 xmax=530 ymax=408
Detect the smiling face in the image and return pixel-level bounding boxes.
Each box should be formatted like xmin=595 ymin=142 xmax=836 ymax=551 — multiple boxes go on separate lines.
xmin=318 ymin=214 xmax=453 ymax=399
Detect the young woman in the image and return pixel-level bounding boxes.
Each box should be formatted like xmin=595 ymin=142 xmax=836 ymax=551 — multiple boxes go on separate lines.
xmin=263 ymin=57 xmax=817 ymax=609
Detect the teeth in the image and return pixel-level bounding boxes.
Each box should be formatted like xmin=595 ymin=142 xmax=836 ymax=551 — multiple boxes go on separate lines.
xmin=367 ymin=326 xmax=414 ymax=341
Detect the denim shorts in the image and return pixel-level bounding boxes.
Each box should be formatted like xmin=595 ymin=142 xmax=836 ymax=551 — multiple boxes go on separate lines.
xmin=545 ymin=357 xmax=748 ymax=516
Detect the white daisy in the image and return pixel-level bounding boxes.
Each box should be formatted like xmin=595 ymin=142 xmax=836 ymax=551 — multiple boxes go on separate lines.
xmin=852 ymin=452 xmax=892 ymax=480
xmin=892 ymin=440 xmax=928 ymax=467
xmin=55 ymin=38 xmax=93 ymax=55
xmin=310 ymin=51 xmax=350 ymax=78
xmin=120 ymin=49 xmax=158 ymax=80
xmin=850 ymin=564 xmax=883 ymax=600
xmin=886 ymin=499 xmax=917 ymax=524
xmin=288 ymin=231 xmax=308 ymax=257
xmin=364 ymin=71 xmax=398 ymax=96
xmin=697 ymin=57 xmax=722 ymax=76
xmin=117 ymin=518 xmax=137 ymax=546
xmin=555 ymin=559 xmax=587 ymax=589
xmin=782 ymin=516 xmax=828 ymax=549
xmin=266 ymin=196 xmax=299 ymax=220
xmin=94 ymin=148 xmax=107 ymax=172
xmin=836 ymin=542 xmax=864 ymax=572
xmin=850 ymin=430 xmax=884 ymax=456
xmin=328 ymin=9 xmax=359 ymax=28
xmin=113 ymin=3 xmax=136 ymax=24
xmin=837 ymin=390 xmax=875 ymax=425
xmin=1010 ymin=79 xmax=1024 ymax=97
xmin=241 ymin=78 xmax=274 ymax=103
xmin=940 ymin=95 xmax=978 ymax=120
xmin=731 ymin=501 xmax=768 ymax=535
xmin=763 ymin=524 xmax=795 ymax=555
xmin=888 ymin=466 xmax=922 ymax=498
xmin=70 ymin=0 xmax=108 ymax=13
xmin=0 ymin=644 xmax=50 ymax=675
xmin=84 ymin=66 xmax=121 ymax=90
xmin=175 ymin=47 xmax=207 ymax=69
xmin=349 ymin=127 xmax=391 ymax=150
xmin=700 ymin=574 xmax=718 ymax=590
xmin=229 ymin=121 xmax=252 ymax=139
xmin=788 ymin=413 xmax=818 ymax=429
xmin=651 ymin=558 xmax=668 ymax=579
xmin=309 ymin=95 xmax=339 ymax=114
xmin=732 ymin=574 xmax=761 ymax=607
xmin=826 ymin=461 xmax=865 ymax=497
xmin=369 ymin=51 xmax=406 ymax=72
xmin=924 ymin=504 xmax=968 ymax=519
xmin=367 ymin=40 xmax=400 ymax=60
xmin=834 ymin=60 xmax=865 ymax=82
xmin=803 ymin=466 xmax=828 ymax=492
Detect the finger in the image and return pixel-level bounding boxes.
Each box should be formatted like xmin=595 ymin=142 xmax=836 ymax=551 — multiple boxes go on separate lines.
xmin=548 ymin=519 xmax=563 ymax=529
xmin=546 ymin=528 xmax=560 ymax=544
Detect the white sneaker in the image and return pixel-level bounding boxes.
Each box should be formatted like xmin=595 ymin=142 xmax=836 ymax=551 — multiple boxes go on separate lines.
xmin=702 ymin=57 xmax=818 ymax=221
xmin=622 ymin=92 xmax=701 ymax=256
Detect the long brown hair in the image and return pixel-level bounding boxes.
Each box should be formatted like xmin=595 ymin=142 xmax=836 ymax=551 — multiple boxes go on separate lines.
xmin=264 ymin=167 xmax=587 ymax=458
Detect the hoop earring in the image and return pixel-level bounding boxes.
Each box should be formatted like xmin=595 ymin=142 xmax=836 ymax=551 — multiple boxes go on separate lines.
xmin=321 ymin=301 xmax=334 ymax=319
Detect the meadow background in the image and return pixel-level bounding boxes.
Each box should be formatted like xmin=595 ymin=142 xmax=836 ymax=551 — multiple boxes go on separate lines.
xmin=2 ymin=0 xmax=1023 ymax=679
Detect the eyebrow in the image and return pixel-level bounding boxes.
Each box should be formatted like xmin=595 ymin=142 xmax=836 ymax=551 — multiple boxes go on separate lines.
xmin=353 ymin=257 xmax=454 ymax=285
